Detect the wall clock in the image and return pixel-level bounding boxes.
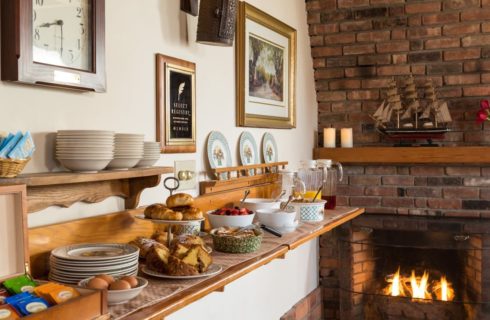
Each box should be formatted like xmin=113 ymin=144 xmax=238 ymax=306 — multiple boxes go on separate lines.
xmin=1 ymin=0 xmax=106 ymax=92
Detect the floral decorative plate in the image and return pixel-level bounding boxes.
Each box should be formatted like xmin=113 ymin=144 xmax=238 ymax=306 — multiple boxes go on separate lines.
xmin=262 ymin=132 xmax=278 ymax=163
xmin=141 ymin=264 xmax=223 ymax=279
xmin=51 ymin=243 xmax=139 ymax=261
xmin=207 ymin=131 xmax=232 ymax=179
xmin=239 ymin=131 xmax=259 ymax=174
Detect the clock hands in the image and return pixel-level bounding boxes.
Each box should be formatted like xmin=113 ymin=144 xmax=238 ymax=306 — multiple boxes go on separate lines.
xmin=38 ymin=20 xmax=64 ymax=55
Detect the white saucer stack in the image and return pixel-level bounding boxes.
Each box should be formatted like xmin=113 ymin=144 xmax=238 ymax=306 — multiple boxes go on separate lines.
xmin=48 ymin=243 xmax=139 ymax=284
xmin=136 ymin=142 xmax=160 ymax=167
xmin=56 ymin=130 xmax=115 ymax=172
xmin=107 ymin=133 xmax=144 ymax=169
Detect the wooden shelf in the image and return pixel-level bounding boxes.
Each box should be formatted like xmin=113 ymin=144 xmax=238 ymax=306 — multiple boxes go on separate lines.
xmin=0 ymin=167 xmax=173 ymax=213
xmin=314 ymin=147 xmax=490 ymax=164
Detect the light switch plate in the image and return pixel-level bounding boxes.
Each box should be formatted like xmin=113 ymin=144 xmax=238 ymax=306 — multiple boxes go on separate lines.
xmin=174 ymin=160 xmax=196 ymax=190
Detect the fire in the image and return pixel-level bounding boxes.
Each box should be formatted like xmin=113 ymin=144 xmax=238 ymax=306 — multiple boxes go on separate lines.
xmin=384 ymin=267 xmax=455 ymax=302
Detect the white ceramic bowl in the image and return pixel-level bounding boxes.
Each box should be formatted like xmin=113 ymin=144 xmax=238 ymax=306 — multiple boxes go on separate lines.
xmin=107 ymin=158 xmax=141 ymax=169
xmin=58 ymin=158 xmax=112 ymax=172
xmin=78 ymin=276 xmax=148 ymax=305
xmin=56 ymin=149 xmax=114 ymax=154
xmin=256 ymin=209 xmax=296 ymax=228
xmin=240 ymin=198 xmax=280 ymax=212
xmin=56 ymin=155 xmax=114 ymax=159
xmin=207 ymin=211 xmax=255 ymax=228
xmin=287 ymin=200 xmax=327 ymax=222
xmin=135 ymin=158 xmax=159 ymax=168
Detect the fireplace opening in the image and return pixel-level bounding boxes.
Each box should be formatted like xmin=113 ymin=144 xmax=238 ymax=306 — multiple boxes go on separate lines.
xmin=338 ymin=216 xmax=490 ymax=320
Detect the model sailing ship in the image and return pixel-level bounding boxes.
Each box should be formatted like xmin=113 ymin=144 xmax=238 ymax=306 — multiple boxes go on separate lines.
xmin=372 ymin=75 xmax=452 ymax=142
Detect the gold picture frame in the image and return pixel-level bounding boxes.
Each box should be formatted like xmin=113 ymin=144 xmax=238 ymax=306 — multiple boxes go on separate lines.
xmin=156 ymin=54 xmax=197 ymax=153
xmin=236 ymin=2 xmax=297 ymax=129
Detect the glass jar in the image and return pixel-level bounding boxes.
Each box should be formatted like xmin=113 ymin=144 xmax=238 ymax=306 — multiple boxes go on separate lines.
xmin=297 ymin=160 xmax=323 ymax=200
xmin=317 ymin=159 xmax=343 ymax=209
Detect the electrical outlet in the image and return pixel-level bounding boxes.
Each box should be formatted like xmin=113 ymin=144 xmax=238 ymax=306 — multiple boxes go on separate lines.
xmin=174 ymin=160 xmax=196 ymax=190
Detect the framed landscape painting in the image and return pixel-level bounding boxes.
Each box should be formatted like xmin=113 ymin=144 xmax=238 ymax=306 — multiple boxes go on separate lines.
xmin=236 ymin=2 xmax=297 ymax=129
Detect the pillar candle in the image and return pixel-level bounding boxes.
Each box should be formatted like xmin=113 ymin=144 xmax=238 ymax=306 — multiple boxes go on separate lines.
xmin=323 ymin=128 xmax=336 ymax=148
xmin=341 ymin=128 xmax=353 ymax=148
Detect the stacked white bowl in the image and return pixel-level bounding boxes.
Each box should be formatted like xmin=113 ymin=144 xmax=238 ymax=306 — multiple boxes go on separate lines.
xmin=107 ymin=133 xmax=144 ymax=170
xmin=136 ymin=142 xmax=161 ymax=167
xmin=56 ymin=130 xmax=115 ymax=172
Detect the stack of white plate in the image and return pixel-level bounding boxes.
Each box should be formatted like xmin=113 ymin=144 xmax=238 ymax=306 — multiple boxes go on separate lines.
xmin=136 ymin=142 xmax=160 ymax=167
xmin=107 ymin=133 xmax=144 ymax=169
xmin=49 ymin=243 xmax=139 ymax=284
xmin=56 ymin=130 xmax=115 ymax=172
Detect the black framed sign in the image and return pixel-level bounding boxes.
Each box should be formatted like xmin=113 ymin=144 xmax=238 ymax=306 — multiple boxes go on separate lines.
xmin=156 ymin=54 xmax=196 ymax=153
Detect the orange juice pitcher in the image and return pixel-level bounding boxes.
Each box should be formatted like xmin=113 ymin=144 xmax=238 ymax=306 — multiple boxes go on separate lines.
xmin=297 ymin=160 xmax=323 ymax=200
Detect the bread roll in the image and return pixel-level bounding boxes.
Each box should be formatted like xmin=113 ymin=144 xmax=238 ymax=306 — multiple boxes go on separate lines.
xmin=166 ymin=193 xmax=194 ymax=208
xmin=151 ymin=208 xmax=182 ymax=220
xmin=144 ymin=203 xmax=167 ymax=218
xmin=182 ymin=207 xmax=203 ymax=220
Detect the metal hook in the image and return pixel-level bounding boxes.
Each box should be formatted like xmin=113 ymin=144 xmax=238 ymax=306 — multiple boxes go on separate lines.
xmin=164 ymin=177 xmax=180 ymax=196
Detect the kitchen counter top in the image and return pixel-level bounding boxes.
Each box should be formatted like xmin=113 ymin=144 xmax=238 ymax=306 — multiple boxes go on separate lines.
xmin=109 ymin=206 xmax=364 ymax=320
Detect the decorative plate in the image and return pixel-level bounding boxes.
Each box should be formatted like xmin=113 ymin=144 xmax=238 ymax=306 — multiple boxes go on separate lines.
xmin=141 ymin=264 xmax=223 ymax=279
xmin=239 ymin=131 xmax=259 ymax=175
xmin=51 ymin=243 xmax=139 ymax=261
xmin=135 ymin=215 xmax=204 ymax=225
xmin=262 ymin=132 xmax=278 ymax=164
xmin=207 ymin=131 xmax=232 ymax=179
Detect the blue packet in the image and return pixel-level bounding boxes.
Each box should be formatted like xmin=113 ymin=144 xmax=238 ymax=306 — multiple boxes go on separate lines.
xmin=0 ymin=132 xmax=22 ymax=158
xmin=4 ymin=292 xmax=33 ymax=306
xmin=0 ymin=133 xmax=14 ymax=151
xmin=8 ymin=132 xmax=35 ymax=159
xmin=16 ymin=296 xmax=50 ymax=315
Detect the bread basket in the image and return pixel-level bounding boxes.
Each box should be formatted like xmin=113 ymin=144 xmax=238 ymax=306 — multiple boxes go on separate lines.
xmin=0 ymin=158 xmax=30 ymax=178
xmin=210 ymin=226 xmax=263 ymax=253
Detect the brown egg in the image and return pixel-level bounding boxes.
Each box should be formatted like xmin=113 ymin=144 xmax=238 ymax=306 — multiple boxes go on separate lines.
xmin=95 ymin=274 xmax=115 ymax=284
xmin=87 ymin=277 xmax=109 ymax=290
xmin=109 ymin=280 xmax=131 ymax=291
xmin=120 ymin=276 xmax=138 ymax=288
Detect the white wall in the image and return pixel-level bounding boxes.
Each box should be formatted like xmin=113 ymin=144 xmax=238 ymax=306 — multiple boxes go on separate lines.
xmin=1 ymin=0 xmax=318 ymax=317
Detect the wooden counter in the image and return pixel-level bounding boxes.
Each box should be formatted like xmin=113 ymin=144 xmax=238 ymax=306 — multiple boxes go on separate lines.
xmin=108 ymin=207 xmax=364 ymax=320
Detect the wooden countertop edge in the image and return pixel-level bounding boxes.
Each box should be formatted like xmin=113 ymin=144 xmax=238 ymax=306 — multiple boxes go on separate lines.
xmin=119 ymin=208 xmax=365 ymax=320
xmin=121 ymin=246 xmax=289 ymax=320
xmin=288 ymin=208 xmax=365 ymax=250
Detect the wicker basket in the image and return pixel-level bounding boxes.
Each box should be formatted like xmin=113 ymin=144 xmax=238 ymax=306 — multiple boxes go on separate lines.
xmin=0 ymin=158 xmax=30 ymax=178
xmin=210 ymin=227 xmax=263 ymax=253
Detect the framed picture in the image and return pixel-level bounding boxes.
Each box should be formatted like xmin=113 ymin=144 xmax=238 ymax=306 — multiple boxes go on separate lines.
xmin=156 ymin=54 xmax=196 ymax=153
xmin=236 ymin=2 xmax=297 ymax=129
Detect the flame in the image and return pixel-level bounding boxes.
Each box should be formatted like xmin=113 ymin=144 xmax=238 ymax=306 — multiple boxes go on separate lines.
xmin=383 ymin=267 xmax=455 ymax=302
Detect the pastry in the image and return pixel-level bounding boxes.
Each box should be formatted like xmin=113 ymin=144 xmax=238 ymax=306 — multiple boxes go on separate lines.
xmin=144 ymin=203 xmax=167 ymax=218
xmin=166 ymin=193 xmax=194 ymax=208
xmin=152 ymin=231 xmax=169 ymax=244
xmin=166 ymin=244 xmax=212 ymax=276
xmin=152 ymin=208 xmax=182 ymax=220
xmin=129 ymin=237 xmax=159 ymax=259
xmin=166 ymin=255 xmax=199 ymax=276
xmin=181 ymin=207 xmax=203 ymax=220
xmin=171 ymin=234 xmax=205 ymax=248
xmin=146 ymin=244 xmax=171 ymax=273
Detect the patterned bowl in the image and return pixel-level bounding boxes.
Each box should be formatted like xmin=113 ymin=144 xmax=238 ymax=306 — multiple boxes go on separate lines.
xmin=210 ymin=227 xmax=263 ymax=253
xmin=287 ymin=200 xmax=326 ymax=222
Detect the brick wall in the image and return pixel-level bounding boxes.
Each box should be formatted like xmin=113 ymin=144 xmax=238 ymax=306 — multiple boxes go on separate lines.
xmin=306 ymin=0 xmax=490 ymax=146
xmin=280 ymin=287 xmax=323 ymax=320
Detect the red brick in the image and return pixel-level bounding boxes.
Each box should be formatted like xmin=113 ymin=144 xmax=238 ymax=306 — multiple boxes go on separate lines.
xmin=340 ymin=20 xmax=372 ymax=32
xmin=310 ymin=35 xmax=324 ymax=47
xmin=422 ymin=13 xmax=460 ymax=25
xmin=462 ymin=35 xmax=490 ymax=47
xmin=294 ymin=298 xmax=309 ymax=319
xmin=425 ymin=38 xmax=461 ymax=50
xmin=427 ymin=198 xmax=462 ymax=209
xmin=444 ymin=48 xmax=481 ymax=61
xmin=443 ymin=23 xmax=480 ymax=37
xmin=307 ymin=12 xmax=321 ymax=24
xmin=318 ymin=91 xmax=346 ymax=101
xmin=391 ymin=29 xmax=406 ymax=40
xmin=309 ymin=304 xmax=323 ymax=320
xmin=377 ymin=41 xmax=410 ymax=53
xmin=364 ymin=186 xmax=397 ymax=196
xmin=320 ymin=258 xmax=338 ymax=268
xmin=464 ymin=86 xmax=490 ymax=96
xmin=357 ymin=31 xmax=390 ymax=42
xmin=382 ymin=176 xmax=414 ymax=185
xmin=377 ymin=65 xmax=411 ymax=76
xmin=343 ymin=44 xmax=375 ymax=55
xmin=331 ymin=101 xmax=362 ymax=112
xmin=393 ymin=54 xmax=407 ymax=64
xmin=315 ymin=68 xmax=343 ymax=79
xmin=484 ymin=0 xmax=490 ymax=6
xmin=443 ymin=187 xmax=479 ymax=199
xmin=438 ymin=87 xmax=462 ymax=98
xmin=410 ymin=166 xmax=445 ymax=176
xmin=408 ymin=26 xmax=441 ymax=39
xmin=313 ymin=58 xmax=325 ymax=68
xmin=358 ymin=54 xmax=391 ymax=65
xmin=325 ymin=33 xmax=356 ymax=44
xmin=446 ymin=166 xmax=481 ymax=176
xmin=350 ymin=196 xmax=381 ymax=207
xmin=338 ymin=0 xmax=369 ymax=8
xmin=444 ymin=0 xmax=480 ymax=10
xmin=345 ymin=66 xmax=376 ymax=77
xmin=483 ymin=73 xmax=490 ymax=83
xmin=382 ymin=197 xmax=415 ymax=207
xmin=461 ymin=8 xmax=490 ymax=21
xmin=411 ymin=65 xmax=426 ymax=75
xmin=484 ymin=22 xmax=490 ymax=33
xmin=309 ymin=23 xmax=338 ymax=35
xmin=329 ymin=79 xmax=361 ymax=90
xmin=405 ymin=2 xmax=441 ymax=14
xmin=481 ymin=189 xmax=490 ymax=200
xmin=311 ymin=46 xmax=342 ymax=57
xmin=371 ymin=0 xmax=405 ymax=3
xmin=347 ymin=89 xmax=379 ymax=100
xmin=444 ymin=74 xmax=481 ymax=85
xmin=361 ymin=78 xmax=392 ymax=89
xmin=365 ymin=166 xmax=397 ymax=174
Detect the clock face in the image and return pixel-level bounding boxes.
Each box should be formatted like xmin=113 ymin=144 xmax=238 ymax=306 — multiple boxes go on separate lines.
xmin=32 ymin=0 xmax=93 ymax=71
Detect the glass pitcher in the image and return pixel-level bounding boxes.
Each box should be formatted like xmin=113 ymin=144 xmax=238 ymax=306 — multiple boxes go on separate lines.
xmin=297 ymin=160 xmax=323 ymax=200
xmin=279 ymin=170 xmax=306 ymax=201
xmin=317 ymin=159 xmax=343 ymax=209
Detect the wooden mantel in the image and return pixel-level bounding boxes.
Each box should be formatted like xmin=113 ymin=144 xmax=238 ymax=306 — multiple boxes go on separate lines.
xmin=314 ymin=147 xmax=490 ymax=164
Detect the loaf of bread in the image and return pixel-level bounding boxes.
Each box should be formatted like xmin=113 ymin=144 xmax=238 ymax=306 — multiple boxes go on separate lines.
xmin=181 ymin=207 xmax=203 ymax=220
xmin=171 ymin=235 xmax=206 ymax=248
xmin=146 ymin=244 xmax=171 ymax=273
xmin=166 ymin=193 xmax=194 ymax=208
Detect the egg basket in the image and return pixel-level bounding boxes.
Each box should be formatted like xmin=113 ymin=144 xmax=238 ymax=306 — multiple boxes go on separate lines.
xmin=210 ymin=227 xmax=263 ymax=253
xmin=0 ymin=158 xmax=30 ymax=178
